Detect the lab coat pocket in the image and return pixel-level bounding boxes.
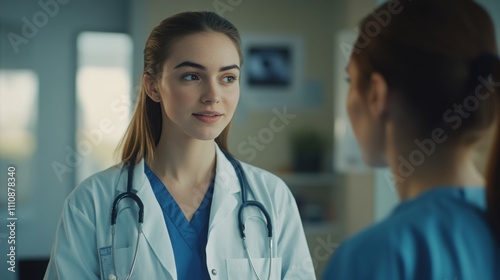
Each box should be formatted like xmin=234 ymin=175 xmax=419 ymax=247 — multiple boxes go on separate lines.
xmin=226 ymin=257 xmax=282 ymax=280
xmin=106 ymin=246 xmax=139 ymax=280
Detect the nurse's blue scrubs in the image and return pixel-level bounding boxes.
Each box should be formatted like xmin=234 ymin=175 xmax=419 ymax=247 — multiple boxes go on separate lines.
xmin=145 ymin=164 xmax=214 ymax=280
xmin=323 ymin=187 xmax=500 ymax=280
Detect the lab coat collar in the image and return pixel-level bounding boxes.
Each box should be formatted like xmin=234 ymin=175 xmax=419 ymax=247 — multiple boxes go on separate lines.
xmin=209 ymin=143 xmax=241 ymax=230
xmin=114 ymin=158 xmax=146 ymax=193
xmin=214 ymin=143 xmax=241 ymax=194
xmin=114 ymin=158 xmax=177 ymax=279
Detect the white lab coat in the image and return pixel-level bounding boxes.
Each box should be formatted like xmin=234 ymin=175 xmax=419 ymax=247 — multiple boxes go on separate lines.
xmin=44 ymin=145 xmax=316 ymax=279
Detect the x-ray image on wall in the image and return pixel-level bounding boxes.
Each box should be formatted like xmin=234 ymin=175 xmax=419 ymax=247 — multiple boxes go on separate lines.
xmin=240 ymin=35 xmax=304 ymax=109
xmin=247 ymin=46 xmax=291 ymax=87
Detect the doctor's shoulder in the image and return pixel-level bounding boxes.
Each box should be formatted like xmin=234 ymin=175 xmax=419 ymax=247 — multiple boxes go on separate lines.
xmin=238 ymin=161 xmax=295 ymax=201
xmin=62 ymin=164 xmax=125 ymax=222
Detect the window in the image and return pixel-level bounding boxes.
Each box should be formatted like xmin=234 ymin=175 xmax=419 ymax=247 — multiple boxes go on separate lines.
xmin=0 ymin=70 xmax=38 ymax=201
xmin=76 ymin=32 xmax=133 ymax=184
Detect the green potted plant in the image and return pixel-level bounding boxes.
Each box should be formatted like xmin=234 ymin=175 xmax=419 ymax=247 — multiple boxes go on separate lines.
xmin=290 ymin=129 xmax=324 ymax=172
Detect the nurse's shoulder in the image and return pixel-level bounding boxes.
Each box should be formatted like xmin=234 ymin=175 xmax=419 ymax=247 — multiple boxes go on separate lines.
xmin=323 ymin=188 xmax=495 ymax=280
xmin=323 ymin=207 xmax=412 ymax=280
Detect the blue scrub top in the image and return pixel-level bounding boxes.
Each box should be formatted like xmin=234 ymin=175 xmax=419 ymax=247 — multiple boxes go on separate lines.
xmin=145 ymin=164 xmax=214 ymax=280
xmin=323 ymin=187 xmax=500 ymax=280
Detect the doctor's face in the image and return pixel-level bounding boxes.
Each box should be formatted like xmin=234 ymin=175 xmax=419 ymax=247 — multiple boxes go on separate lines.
xmin=155 ymin=31 xmax=240 ymax=141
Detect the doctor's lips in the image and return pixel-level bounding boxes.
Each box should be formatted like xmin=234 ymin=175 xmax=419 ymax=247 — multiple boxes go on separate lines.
xmin=192 ymin=110 xmax=223 ymax=123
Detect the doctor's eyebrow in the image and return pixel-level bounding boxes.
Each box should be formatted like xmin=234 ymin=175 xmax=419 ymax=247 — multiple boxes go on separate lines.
xmin=174 ymin=61 xmax=240 ymax=72
xmin=219 ymin=64 xmax=240 ymax=72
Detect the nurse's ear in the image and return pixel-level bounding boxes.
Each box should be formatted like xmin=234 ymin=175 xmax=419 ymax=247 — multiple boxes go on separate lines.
xmin=143 ymin=73 xmax=161 ymax=103
xmin=366 ymin=72 xmax=389 ymax=121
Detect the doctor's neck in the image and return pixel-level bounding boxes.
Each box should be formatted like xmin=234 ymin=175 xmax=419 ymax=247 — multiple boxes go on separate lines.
xmin=148 ymin=130 xmax=216 ymax=188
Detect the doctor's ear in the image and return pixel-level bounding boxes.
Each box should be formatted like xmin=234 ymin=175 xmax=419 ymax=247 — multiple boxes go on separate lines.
xmin=366 ymin=72 xmax=389 ymax=120
xmin=143 ymin=74 xmax=161 ymax=103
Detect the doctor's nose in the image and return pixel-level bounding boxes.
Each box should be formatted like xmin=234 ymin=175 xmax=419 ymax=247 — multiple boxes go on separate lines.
xmin=201 ymin=95 xmax=220 ymax=104
xmin=200 ymin=82 xmax=221 ymax=104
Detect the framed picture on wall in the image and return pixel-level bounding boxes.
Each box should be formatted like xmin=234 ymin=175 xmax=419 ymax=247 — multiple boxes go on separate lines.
xmin=247 ymin=45 xmax=291 ymax=87
xmin=240 ymin=34 xmax=304 ymax=109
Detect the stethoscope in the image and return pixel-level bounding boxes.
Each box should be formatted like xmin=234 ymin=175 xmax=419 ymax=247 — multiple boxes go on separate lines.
xmin=109 ymin=151 xmax=273 ymax=280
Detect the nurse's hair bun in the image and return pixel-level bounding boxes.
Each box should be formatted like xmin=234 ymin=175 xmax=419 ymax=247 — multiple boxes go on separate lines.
xmin=466 ymin=52 xmax=500 ymax=95
xmin=469 ymin=53 xmax=500 ymax=81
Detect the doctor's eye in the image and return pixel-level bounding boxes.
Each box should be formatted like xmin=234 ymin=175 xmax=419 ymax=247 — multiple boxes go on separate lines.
xmin=222 ymin=75 xmax=237 ymax=83
xmin=181 ymin=74 xmax=200 ymax=81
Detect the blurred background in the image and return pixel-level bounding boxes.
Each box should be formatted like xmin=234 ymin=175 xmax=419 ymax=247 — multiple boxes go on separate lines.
xmin=0 ymin=0 xmax=499 ymax=279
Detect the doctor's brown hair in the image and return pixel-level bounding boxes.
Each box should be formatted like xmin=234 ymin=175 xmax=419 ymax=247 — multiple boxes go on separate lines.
xmin=118 ymin=11 xmax=243 ymax=165
xmin=352 ymin=0 xmax=500 ymax=238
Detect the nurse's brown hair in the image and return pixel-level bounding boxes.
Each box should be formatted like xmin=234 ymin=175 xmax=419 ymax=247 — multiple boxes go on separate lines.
xmin=118 ymin=11 xmax=243 ymax=165
xmin=353 ymin=0 xmax=500 ymax=237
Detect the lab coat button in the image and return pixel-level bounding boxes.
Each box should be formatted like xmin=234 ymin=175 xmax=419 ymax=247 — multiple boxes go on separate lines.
xmin=211 ymin=269 xmax=217 ymax=275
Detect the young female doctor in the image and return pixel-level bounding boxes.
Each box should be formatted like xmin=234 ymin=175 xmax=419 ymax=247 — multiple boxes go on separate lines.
xmin=44 ymin=11 xmax=315 ymax=280
xmin=323 ymin=0 xmax=500 ymax=279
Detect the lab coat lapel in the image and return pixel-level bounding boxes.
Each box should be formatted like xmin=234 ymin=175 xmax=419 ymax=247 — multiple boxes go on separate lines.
xmin=209 ymin=145 xmax=241 ymax=231
xmin=116 ymin=159 xmax=177 ymax=279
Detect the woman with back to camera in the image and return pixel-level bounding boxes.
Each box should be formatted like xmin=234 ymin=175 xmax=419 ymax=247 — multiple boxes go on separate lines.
xmin=44 ymin=11 xmax=315 ymax=280
xmin=323 ymin=0 xmax=500 ymax=279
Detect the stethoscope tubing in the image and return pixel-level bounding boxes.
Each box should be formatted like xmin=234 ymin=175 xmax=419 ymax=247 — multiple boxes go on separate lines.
xmin=110 ymin=151 xmax=274 ymax=280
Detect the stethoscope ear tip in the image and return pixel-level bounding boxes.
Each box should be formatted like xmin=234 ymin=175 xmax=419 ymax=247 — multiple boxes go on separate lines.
xmin=108 ymin=274 xmax=117 ymax=280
